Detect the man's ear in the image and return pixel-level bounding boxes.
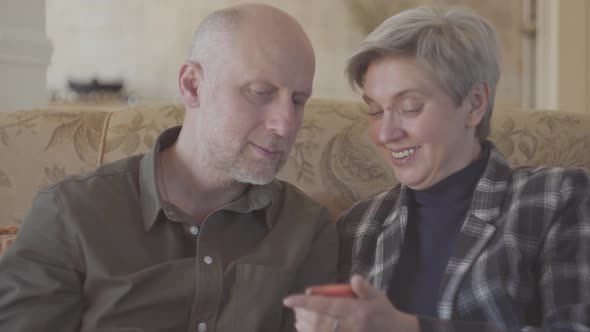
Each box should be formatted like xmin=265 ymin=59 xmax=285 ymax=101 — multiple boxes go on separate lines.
xmin=179 ymin=62 xmax=203 ymax=108
xmin=465 ymin=81 xmax=490 ymax=128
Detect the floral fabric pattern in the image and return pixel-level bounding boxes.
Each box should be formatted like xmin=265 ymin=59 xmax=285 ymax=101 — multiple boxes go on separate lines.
xmin=1 ymin=100 xmax=589 ymax=226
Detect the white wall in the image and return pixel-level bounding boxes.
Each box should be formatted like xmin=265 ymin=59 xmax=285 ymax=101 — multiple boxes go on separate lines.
xmin=0 ymin=0 xmax=52 ymax=112
xmin=46 ymin=0 xmax=365 ymax=103
xmin=536 ymin=0 xmax=590 ymax=113
xmin=46 ymin=0 xmax=525 ymax=106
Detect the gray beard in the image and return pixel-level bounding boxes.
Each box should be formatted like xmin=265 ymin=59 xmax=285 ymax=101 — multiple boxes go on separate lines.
xmin=206 ymin=140 xmax=286 ymax=185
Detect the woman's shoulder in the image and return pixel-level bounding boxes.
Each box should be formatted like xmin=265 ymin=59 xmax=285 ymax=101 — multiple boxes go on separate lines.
xmin=508 ymin=165 xmax=590 ymax=202
xmin=511 ymin=165 xmax=589 ymax=186
xmin=337 ymin=185 xmax=403 ymax=226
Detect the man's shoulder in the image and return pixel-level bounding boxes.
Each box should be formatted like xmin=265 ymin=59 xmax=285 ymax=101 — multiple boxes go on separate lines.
xmin=21 ymin=154 xmax=149 ymax=249
xmin=274 ymin=179 xmax=325 ymax=210
xmin=269 ymin=179 xmax=332 ymax=229
xmin=40 ymin=154 xmax=145 ymax=196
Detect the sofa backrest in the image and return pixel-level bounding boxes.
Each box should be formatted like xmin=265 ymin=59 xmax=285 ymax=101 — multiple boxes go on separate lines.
xmin=1 ymin=99 xmax=589 ymax=225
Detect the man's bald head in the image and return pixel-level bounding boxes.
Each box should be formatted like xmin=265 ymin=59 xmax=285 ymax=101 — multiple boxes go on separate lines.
xmin=187 ymin=3 xmax=314 ymax=70
xmin=177 ymin=4 xmax=316 ymax=186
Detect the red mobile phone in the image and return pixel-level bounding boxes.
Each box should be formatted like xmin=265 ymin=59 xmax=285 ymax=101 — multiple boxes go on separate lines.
xmin=306 ymin=284 xmax=355 ymax=298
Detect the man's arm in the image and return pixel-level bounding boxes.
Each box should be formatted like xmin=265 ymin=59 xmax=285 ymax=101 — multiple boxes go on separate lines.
xmin=280 ymin=208 xmax=339 ymax=332
xmin=0 ymin=190 xmax=84 ymax=331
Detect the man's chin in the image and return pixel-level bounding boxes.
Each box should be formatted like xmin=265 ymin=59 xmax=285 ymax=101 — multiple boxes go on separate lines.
xmin=230 ymin=166 xmax=279 ymax=185
xmin=234 ymin=172 xmax=276 ymax=185
xmin=226 ymin=156 xmax=286 ymax=185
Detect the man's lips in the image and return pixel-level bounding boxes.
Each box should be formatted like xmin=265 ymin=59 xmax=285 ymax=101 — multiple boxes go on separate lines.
xmin=250 ymin=143 xmax=283 ymax=160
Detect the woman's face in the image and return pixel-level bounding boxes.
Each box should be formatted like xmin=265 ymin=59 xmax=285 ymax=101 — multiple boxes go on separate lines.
xmin=362 ymin=56 xmax=484 ymax=190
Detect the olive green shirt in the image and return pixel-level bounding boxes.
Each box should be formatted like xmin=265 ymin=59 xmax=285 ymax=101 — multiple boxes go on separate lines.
xmin=0 ymin=126 xmax=338 ymax=332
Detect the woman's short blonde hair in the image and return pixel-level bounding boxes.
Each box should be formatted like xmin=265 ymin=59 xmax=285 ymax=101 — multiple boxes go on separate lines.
xmin=346 ymin=6 xmax=501 ymax=140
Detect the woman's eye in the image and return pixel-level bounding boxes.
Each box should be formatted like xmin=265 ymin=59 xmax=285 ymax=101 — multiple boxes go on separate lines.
xmin=399 ymin=106 xmax=423 ymax=117
xmin=368 ymin=109 xmax=383 ymax=117
xmin=250 ymin=88 xmax=271 ymax=96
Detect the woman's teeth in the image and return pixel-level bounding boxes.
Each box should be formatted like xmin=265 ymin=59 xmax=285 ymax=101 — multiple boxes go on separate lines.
xmin=392 ymin=147 xmax=417 ymax=159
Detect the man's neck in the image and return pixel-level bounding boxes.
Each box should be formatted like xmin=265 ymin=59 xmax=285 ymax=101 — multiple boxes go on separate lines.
xmin=159 ymin=144 xmax=248 ymax=224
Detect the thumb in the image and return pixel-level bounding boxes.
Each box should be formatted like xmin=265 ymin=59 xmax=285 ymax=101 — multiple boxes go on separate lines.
xmin=350 ymin=275 xmax=381 ymax=300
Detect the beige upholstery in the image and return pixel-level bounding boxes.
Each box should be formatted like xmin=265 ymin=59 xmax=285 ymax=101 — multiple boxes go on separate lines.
xmin=1 ymin=99 xmax=589 ymax=239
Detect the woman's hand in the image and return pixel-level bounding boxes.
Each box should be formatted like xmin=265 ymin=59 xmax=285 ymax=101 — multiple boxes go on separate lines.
xmin=283 ymin=275 xmax=419 ymax=332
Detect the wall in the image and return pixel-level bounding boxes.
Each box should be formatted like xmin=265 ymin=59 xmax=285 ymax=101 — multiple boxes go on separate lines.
xmin=0 ymin=0 xmax=52 ymax=112
xmin=536 ymin=0 xmax=590 ymax=113
xmin=46 ymin=0 xmax=525 ymax=106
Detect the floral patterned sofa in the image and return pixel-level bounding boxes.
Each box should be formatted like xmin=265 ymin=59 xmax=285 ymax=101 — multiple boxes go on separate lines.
xmin=1 ymin=99 xmax=590 ymax=247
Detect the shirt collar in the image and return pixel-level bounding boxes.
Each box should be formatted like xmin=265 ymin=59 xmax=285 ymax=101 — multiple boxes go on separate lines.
xmin=139 ymin=126 xmax=180 ymax=232
xmin=139 ymin=126 xmax=282 ymax=231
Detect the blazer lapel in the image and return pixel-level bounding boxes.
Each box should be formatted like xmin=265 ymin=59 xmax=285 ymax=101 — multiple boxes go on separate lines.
xmin=368 ymin=186 xmax=410 ymax=292
xmin=437 ymin=144 xmax=512 ymax=319
xmin=437 ymin=214 xmax=497 ymax=319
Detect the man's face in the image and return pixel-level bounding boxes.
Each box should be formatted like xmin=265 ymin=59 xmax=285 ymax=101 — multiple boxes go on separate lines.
xmin=196 ymin=31 xmax=315 ymax=185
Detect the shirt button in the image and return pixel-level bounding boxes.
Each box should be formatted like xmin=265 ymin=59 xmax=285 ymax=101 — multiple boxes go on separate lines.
xmin=189 ymin=226 xmax=199 ymax=235
xmin=198 ymin=322 xmax=207 ymax=331
xmin=203 ymin=256 xmax=213 ymax=264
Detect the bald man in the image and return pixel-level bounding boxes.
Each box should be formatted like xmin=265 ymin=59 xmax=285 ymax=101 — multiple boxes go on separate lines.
xmin=0 ymin=4 xmax=337 ymax=331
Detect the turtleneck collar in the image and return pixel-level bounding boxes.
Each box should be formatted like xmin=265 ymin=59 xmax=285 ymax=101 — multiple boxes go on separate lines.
xmin=412 ymin=142 xmax=491 ymax=207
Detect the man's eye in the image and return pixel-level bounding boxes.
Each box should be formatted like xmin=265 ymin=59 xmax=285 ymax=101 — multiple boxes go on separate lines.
xmin=292 ymin=96 xmax=309 ymax=106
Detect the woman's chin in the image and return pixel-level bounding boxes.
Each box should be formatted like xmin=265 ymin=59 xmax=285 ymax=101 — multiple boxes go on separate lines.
xmin=395 ymin=172 xmax=433 ymax=190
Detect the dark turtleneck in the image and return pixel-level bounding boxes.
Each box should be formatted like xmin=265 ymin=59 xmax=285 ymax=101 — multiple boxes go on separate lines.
xmin=388 ymin=143 xmax=490 ymax=317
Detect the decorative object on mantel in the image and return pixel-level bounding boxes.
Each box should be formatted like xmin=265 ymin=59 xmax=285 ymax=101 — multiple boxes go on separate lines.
xmin=68 ymin=78 xmax=124 ymax=95
xmin=345 ymin=0 xmax=426 ymax=34
xmin=50 ymin=77 xmax=138 ymax=107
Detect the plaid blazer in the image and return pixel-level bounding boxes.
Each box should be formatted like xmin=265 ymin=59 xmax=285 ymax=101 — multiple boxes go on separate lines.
xmin=338 ymin=144 xmax=590 ymax=332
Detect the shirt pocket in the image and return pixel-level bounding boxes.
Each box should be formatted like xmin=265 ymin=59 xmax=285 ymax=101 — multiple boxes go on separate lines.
xmin=226 ymin=263 xmax=295 ymax=331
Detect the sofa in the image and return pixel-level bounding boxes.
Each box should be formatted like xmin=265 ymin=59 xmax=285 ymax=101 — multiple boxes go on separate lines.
xmin=1 ymin=99 xmax=590 ymax=246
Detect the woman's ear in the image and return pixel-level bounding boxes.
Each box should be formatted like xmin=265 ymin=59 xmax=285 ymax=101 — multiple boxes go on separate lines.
xmin=465 ymin=81 xmax=490 ymax=128
xmin=178 ymin=62 xmax=203 ymax=108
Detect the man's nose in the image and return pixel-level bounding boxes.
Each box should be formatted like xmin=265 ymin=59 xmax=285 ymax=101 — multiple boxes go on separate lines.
xmin=266 ymin=98 xmax=298 ymax=138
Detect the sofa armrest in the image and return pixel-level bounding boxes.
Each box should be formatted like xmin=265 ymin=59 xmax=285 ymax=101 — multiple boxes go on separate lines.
xmin=0 ymin=225 xmax=18 ymax=256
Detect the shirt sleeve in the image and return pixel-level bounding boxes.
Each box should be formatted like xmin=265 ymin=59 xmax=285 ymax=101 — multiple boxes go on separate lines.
xmin=280 ymin=207 xmax=339 ymax=332
xmin=0 ymin=189 xmax=84 ymax=331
